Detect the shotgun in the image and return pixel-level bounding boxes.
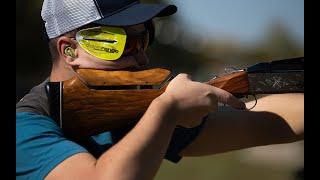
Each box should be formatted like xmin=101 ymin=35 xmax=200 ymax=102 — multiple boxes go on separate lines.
xmin=47 ymin=57 xmax=304 ymax=140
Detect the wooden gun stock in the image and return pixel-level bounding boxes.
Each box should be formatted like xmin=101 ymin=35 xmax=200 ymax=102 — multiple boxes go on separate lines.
xmin=63 ymin=68 xmax=171 ymax=139
xmin=47 ymin=57 xmax=303 ymax=140
xmin=47 ymin=68 xmax=250 ymax=140
xmin=206 ymin=71 xmax=249 ymax=96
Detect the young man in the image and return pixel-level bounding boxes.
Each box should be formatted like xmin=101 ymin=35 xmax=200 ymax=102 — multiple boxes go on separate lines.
xmin=16 ymin=0 xmax=304 ymax=179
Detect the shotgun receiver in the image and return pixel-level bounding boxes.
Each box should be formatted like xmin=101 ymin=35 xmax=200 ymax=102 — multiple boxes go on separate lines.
xmin=47 ymin=57 xmax=304 ymax=140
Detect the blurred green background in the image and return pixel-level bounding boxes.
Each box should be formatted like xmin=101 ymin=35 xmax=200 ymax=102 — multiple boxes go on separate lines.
xmin=16 ymin=0 xmax=304 ymax=179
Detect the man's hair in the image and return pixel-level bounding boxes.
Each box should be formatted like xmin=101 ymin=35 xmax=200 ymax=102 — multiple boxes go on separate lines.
xmin=48 ymin=38 xmax=58 ymax=61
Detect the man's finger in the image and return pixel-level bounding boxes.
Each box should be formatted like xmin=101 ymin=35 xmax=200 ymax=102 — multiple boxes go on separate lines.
xmin=211 ymin=87 xmax=246 ymax=110
xmin=176 ymin=73 xmax=192 ymax=81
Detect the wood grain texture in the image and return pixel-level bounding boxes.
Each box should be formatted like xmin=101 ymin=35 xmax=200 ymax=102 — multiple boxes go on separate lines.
xmin=76 ymin=68 xmax=171 ymax=86
xmin=62 ymin=71 xmax=167 ymax=139
xmin=206 ymin=71 xmax=249 ymax=95
xmin=61 ymin=69 xmax=249 ymax=139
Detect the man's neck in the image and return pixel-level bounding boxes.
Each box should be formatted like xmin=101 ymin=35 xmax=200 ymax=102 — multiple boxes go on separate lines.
xmin=50 ymin=59 xmax=76 ymax=82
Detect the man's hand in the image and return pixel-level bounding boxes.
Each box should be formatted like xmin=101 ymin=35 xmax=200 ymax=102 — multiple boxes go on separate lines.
xmin=158 ymin=73 xmax=246 ymax=128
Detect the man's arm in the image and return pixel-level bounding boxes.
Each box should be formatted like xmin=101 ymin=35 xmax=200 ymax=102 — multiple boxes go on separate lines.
xmin=46 ymin=97 xmax=178 ymax=180
xmin=181 ymin=93 xmax=304 ymax=156
xmin=45 ymin=74 xmax=245 ymax=180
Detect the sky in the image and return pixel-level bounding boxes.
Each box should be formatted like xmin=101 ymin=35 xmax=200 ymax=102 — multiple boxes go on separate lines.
xmin=164 ymin=0 xmax=304 ymax=45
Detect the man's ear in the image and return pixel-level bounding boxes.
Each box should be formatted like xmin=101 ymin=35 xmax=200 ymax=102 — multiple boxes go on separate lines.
xmin=57 ymin=36 xmax=78 ymax=65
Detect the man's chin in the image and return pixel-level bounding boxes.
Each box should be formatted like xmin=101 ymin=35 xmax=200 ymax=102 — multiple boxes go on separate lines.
xmin=86 ymin=52 xmax=150 ymax=71
xmin=115 ymin=55 xmax=150 ymax=70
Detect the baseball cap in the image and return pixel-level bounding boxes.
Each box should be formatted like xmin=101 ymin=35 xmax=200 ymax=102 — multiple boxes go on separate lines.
xmin=41 ymin=0 xmax=177 ymax=39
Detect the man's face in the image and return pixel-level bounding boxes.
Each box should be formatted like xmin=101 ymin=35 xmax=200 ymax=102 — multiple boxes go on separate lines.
xmin=70 ymin=24 xmax=150 ymax=70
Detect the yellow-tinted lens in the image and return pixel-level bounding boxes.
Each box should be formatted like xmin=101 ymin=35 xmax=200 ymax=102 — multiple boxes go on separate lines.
xmin=76 ymin=26 xmax=127 ymax=61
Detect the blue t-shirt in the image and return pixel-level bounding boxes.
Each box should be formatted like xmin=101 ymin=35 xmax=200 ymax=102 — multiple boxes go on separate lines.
xmin=16 ymin=112 xmax=88 ymax=179
xmin=16 ymin=79 xmax=206 ymax=180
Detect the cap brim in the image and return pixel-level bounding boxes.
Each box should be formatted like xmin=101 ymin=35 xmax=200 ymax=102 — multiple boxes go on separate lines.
xmin=93 ymin=3 xmax=177 ymax=26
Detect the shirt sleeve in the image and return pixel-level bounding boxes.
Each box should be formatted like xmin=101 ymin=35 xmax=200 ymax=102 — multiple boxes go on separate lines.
xmin=16 ymin=112 xmax=88 ymax=180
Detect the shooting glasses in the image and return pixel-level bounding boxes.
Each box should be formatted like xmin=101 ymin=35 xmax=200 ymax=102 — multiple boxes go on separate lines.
xmin=75 ymin=26 xmax=149 ymax=61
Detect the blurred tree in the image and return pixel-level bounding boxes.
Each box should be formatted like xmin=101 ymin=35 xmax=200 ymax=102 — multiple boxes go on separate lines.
xmin=257 ymin=21 xmax=304 ymax=58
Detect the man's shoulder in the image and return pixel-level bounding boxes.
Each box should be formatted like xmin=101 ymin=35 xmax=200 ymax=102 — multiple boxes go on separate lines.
xmin=16 ymin=78 xmax=50 ymax=116
xmin=16 ymin=111 xmax=51 ymax=122
xmin=16 ymin=111 xmax=62 ymax=137
xmin=16 ymin=112 xmax=88 ymax=180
